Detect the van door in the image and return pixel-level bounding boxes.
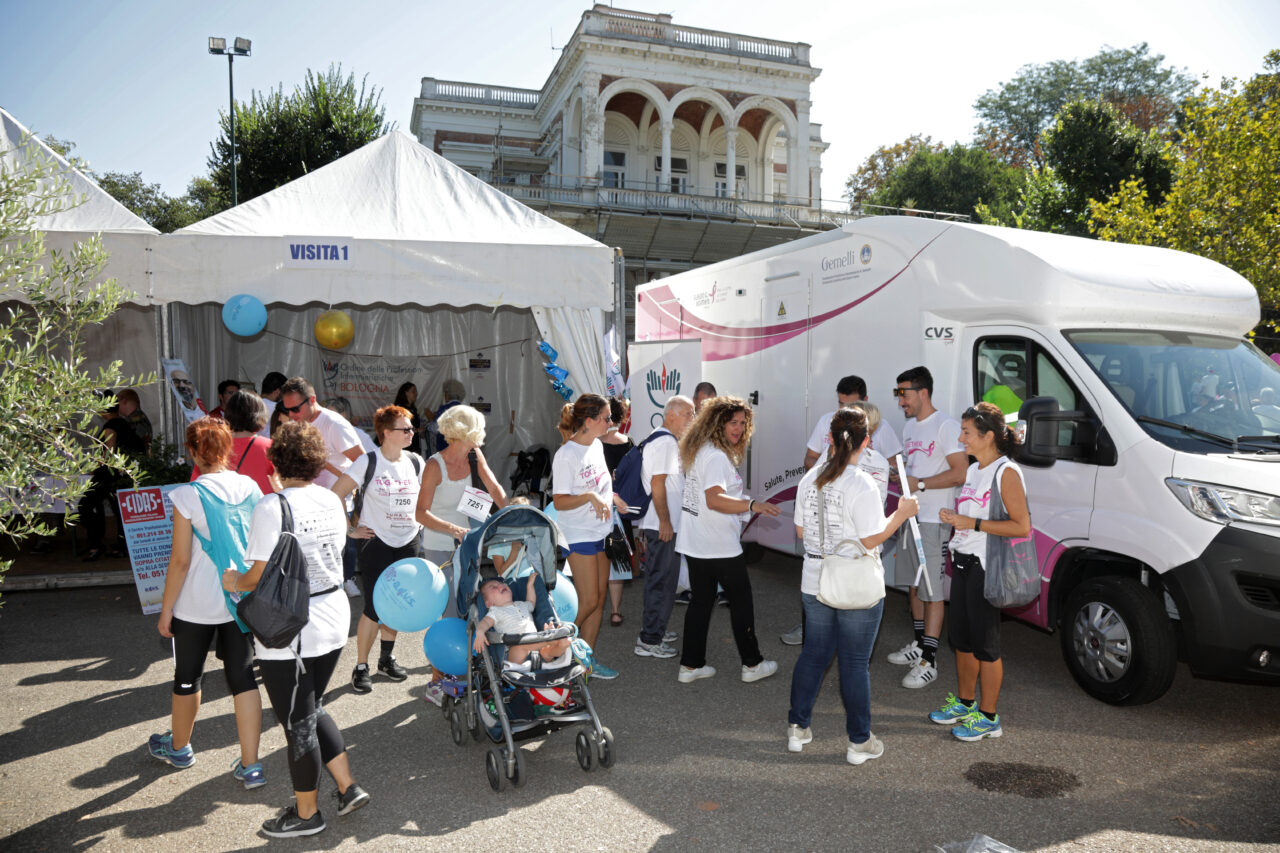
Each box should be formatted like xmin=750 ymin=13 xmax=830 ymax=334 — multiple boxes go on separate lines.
xmin=969 ymin=329 xmax=1101 ymax=625
xmin=744 ymin=280 xmax=811 ymax=554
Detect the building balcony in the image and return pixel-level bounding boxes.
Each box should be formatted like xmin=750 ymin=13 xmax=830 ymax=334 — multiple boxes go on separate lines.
xmin=419 ymin=78 xmax=541 ymax=110
xmin=580 ymin=5 xmax=811 ymax=66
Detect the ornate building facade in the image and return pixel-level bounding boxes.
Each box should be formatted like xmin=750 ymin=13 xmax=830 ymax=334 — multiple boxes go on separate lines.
xmin=411 ymin=6 xmax=854 ymax=323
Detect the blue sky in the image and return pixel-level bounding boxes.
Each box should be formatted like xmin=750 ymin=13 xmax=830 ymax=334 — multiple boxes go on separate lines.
xmin=3 ymin=0 xmax=1276 ymax=205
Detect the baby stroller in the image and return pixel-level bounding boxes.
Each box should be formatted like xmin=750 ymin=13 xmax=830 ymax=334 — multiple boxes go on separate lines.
xmin=444 ymin=504 xmax=614 ymax=791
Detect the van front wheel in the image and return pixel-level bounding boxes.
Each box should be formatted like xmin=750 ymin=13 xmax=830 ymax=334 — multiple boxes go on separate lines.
xmin=1060 ymin=576 xmax=1177 ymax=706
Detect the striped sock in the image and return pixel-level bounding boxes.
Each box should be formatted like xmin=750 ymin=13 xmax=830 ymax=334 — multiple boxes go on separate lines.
xmin=921 ymin=635 xmax=939 ymax=665
xmin=913 ymin=620 xmax=925 ymax=646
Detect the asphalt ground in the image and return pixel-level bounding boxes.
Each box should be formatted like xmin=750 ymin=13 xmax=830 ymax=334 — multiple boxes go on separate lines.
xmin=2 ymin=551 xmax=1278 ymax=852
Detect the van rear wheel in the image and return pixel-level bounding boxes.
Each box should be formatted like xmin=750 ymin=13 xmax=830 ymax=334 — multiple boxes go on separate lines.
xmin=1060 ymin=576 xmax=1176 ymax=706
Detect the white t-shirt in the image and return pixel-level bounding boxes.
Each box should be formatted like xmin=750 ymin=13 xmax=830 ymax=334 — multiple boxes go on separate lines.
xmin=794 ymin=464 xmax=889 ymax=596
xmin=676 ymin=444 xmax=747 ymax=559
xmin=245 ymin=486 xmax=350 ymax=660
xmin=488 ymin=600 xmax=536 ymax=636
xmin=345 ymin=449 xmax=425 ymax=548
xmin=857 ymin=447 xmax=890 ymax=505
xmin=309 ymin=408 xmax=362 ymax=490
xmin=806 ymin=409 xmax=903 ymax=461
xmin=551 ymin=439 xmax=613 ymax=543
xmin=639 ymin=429 xmax=683 ymax=533
xmin=902 ymin=410 xmax=964 ymax=523
xmin=950 ymin=458 xmax=1027 ymax=562
xmin=170 ymin=471 xmax=263 ymax=624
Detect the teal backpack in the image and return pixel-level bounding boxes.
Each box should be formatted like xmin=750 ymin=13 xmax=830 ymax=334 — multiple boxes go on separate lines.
xmin=190 ymin=480 xmax=260 ymax=632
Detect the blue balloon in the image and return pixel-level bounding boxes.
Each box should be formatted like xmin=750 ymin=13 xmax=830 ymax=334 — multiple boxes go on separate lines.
xmin=372 ymin=558 xmax=448 ymax=632
xmin=549 ymin=571 xmax=578 ymax=623
xmin=222 ymin=294 xmax=267 ymax=336
xmin=423 ymin=617 xmax=469 ymax=676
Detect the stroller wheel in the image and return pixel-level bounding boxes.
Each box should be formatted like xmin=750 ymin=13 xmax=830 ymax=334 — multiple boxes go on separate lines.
xmin=596 ymin=726 xmax=615 ymax=769
xmin=509 ymin=746 xmax=527 ymax=789
xmin=485 ymin=746 xmax=507 ymax=792
xmin=449 ymin=706 xmax=466 ymax=746
xmin=575 ymin=729 xmax=594 ymax=772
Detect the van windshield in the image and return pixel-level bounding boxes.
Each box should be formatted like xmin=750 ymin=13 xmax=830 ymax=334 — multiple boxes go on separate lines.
xmin=1065 ymin=330 xmax=1280 ymax=453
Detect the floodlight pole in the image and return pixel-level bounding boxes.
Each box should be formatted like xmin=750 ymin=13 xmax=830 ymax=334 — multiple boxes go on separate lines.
xmin=227 ymin=53 xmax=238 ymax=207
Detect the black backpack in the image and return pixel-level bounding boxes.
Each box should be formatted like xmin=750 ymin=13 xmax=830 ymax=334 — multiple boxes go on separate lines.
xmin=614 ymin=429 xmax=676 ymax=521
xmin=237 ymin=495 xmax=312 ymax=649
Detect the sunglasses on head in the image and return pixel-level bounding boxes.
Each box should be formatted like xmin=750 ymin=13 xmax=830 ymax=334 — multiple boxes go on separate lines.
xmin=892 ymin=386 xmax=924 ymax=397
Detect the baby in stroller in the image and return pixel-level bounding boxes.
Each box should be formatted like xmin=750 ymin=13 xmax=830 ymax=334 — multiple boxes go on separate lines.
xmin=473 ymin=575 xmax=571 ymax=669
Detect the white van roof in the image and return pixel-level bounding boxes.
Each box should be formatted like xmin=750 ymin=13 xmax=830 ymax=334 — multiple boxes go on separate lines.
xmin=645 ymin=216 xmax=1259 ymax=337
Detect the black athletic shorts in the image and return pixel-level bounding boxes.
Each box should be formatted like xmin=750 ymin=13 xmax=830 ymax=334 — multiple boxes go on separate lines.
xmin=947 ymin=551 xmax=1002 ymax=662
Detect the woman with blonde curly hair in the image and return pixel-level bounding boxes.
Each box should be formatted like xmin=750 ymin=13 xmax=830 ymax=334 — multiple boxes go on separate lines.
xmin=674 ymin=395 xmax=781 ymax=685
xmin=415 ymin=404 xmax=506 ymax=704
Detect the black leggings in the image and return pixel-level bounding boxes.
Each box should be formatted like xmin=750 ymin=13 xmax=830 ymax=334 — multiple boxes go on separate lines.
xmin=258 ymin=649 xmax=346 ymax=793
xmin=170 ymin=617 xmax=257 ymax=696
xmin=358 ymin=536 xmax=422 ymax=622
xmin=680 ymin=554 xmax=763 ymax=669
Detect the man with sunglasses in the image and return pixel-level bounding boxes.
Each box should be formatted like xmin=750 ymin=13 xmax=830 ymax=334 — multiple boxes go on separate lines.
xmin=889 ymin=366 xmax=967 ymax=689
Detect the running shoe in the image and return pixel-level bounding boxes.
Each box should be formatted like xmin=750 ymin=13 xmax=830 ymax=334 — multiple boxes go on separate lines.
xmin=929 ymin=693 xmax=976 ymax=725
xmin=952 ymin=712 xmax=1003 ymax=742
xmin=351 ymin=664 xmax=373 ymax=694
xmin=634 ymin=639 xmax=678 ymax=658
xmin=262 ymin=806 xmax=325 ymax=838
xmin=674 ymin=590 xmax=691 ymax=605
xmin=377 ymin=655 xmax=408 ymax=682
xmin=846 ymin=734 xmax=884 ymax=765
xmin=780 ymin=624 xmax=804 ymax=646
xmin=335 ymin=783 xmax=370 ymax=816
xmin=422 ymin=681 xmax=445 ymax=707
xmin=148 ymin=731 xmax=194 ymax=769
xmin=231 ymin=757 xmax=266 ymax=789
xmin=592 ymin=662 xmax=619 ymax=680
xmin=663 ymin=630 xmax=678 ymax=643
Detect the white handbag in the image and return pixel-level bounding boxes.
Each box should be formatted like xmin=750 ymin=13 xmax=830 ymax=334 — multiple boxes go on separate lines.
xmin=814 ymin=486 xmax=886 ymax=610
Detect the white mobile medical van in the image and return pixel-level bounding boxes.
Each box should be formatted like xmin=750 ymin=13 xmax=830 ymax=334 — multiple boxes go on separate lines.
xmin=635 ymin=216 xmax=1280 ymax=705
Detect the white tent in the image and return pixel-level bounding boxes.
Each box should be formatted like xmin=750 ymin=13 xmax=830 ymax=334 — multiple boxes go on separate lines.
xmin=145 ymin=131 xmax=615 ymax=471
xmin=1 ymin=107 xmax=164 ymax=419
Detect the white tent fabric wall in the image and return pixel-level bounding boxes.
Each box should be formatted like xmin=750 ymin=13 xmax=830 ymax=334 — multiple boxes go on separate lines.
xmin=171 ymin=302 xmax=566 ymax=483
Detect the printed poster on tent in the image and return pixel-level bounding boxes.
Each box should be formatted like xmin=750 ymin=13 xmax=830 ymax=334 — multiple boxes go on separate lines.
xmin=116 ymin=484 xmax=182 ymax=615
xmin=626 ymin=339 xmax=701 ymax=440
xmin=162 ymin=358 xmax=207 ymax=423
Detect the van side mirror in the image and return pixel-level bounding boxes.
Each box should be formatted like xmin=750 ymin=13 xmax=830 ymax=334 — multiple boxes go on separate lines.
xmin=1016 ymin=396 xmax=1095 ymax=467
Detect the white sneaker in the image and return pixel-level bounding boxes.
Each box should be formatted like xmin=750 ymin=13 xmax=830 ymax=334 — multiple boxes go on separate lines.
xmin=901 ymin=660 xmax=938 ymax=688
xmin=663 ymin=630 xmax=678 ymax=643
xmin=343 ymin=579 xmax=361 ymax=597
xmin=741 ymin=659 xmax=778 ymax=683
xmin=887 ymin=640 xmax=921 ymax=665
xmin=678 ymin=665 xmax=716 ymax=683
xmin=422 ymin=681 xmax=445 ymax=707
xmin=846 ymin=733 xmax=884 ymax=765
xmin=787 ymin=724 xmax=812 ymax=753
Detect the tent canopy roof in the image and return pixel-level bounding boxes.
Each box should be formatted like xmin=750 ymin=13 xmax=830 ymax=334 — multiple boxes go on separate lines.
xmin=176 ymin=131 xmax=599 ymax=248
xmin=1 ymin=107 xmax=158 ymax=235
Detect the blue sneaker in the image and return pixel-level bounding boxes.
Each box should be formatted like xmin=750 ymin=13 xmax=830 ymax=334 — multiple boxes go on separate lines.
xmin=232 ymin=758 xmax=266 ymax=789
xmin=148 ymin=731 xmax=194 ymax=768
xmin=952 ymin=712 xmax=1002 ymax=741
xmin=592 ymin=661 xmax=619 ymax=680
xmin=929 ymin=693 xmax=976 ymax=725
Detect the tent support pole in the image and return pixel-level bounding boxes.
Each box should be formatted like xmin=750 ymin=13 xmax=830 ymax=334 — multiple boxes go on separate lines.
xmin=613 ymin=247 xmax=626 ymax=378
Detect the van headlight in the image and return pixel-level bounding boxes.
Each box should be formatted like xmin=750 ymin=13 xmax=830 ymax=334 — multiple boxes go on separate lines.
xmin=1165 ymin=478 xmax=1280 ymax=527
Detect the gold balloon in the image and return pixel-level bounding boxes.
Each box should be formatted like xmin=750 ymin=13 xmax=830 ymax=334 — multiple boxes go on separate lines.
xmin=314 ymin=309 xmax=354 ymax=350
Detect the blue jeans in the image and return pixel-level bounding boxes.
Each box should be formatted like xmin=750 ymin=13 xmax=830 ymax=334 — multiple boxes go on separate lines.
xmin=787 ymin=593 xmax=883 ymax=743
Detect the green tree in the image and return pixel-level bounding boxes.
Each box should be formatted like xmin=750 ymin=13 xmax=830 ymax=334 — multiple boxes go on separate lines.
xmin=982 ymin=100 xmax=1173 ymax=236
xmin=975 ymin=43 xmax=1198 ymax=170
xmin=93 ymin=171 xmax=221 ymax=233
xmin=1090 ymin=51 xmax=1280 ymax=322
xmin=844 ymin=134 xmax=943 ymax=209
xmin=866 ymin=143 xmax=1025 ymax=221
xmin=208 ymin=64 xmax=392 ymax=205
xmin=0 ymin=138 xmax=146 ymax=585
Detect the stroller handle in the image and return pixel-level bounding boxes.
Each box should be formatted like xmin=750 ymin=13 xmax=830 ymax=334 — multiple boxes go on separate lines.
xmin=487 ymin=623 xmax=575 ymax=647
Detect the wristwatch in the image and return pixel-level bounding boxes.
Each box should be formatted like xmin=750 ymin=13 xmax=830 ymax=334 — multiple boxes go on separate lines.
xmin=917 ymin=480 xmax=927 ymax=493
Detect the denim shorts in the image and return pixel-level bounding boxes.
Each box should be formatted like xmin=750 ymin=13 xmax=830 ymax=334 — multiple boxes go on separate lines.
xmin=559 ymin=538 xmax=606 ymax=558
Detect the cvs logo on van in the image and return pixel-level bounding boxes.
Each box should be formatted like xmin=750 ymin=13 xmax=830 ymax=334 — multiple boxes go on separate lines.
xmin=924 ymin=326 xmax=955 ymax=343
